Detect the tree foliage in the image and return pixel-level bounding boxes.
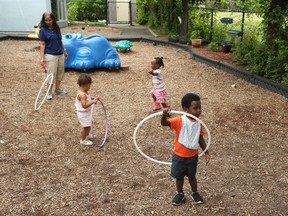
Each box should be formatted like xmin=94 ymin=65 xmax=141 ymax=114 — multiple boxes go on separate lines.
xmin=136 ymin=0 xmax=182 ymax=34
xmin=51 ymin=0 xmax=58 ymax=20
xmin=67 ymin=0 xmax=106 ymax=22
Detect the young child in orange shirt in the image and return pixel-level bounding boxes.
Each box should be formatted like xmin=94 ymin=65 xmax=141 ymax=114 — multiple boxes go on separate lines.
xmin=161 ymin=93 xmax=210 ymax=206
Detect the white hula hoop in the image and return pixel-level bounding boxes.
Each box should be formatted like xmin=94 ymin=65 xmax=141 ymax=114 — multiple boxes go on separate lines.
xmin=133 ymin=110 xmax=211 ymax=165
xmin=34 ymin=73 xmax=53 ymax=111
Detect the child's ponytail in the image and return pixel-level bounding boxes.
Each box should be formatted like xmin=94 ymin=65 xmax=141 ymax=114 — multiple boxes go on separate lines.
xmin=155 ymin=57 xmax=164 ymax=68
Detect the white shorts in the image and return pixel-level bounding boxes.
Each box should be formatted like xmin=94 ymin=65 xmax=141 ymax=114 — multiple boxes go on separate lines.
xmin=77 ymin=111 xmax=91 ymax=128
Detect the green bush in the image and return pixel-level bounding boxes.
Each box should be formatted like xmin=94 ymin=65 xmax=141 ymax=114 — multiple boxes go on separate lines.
xmin=233 ymin=26 xmax=262 ymax=65
xmin=281 ymin=74 xmax=288 ymax=87
xmin=211 ymin=22 xmax=230 ymax=42
xmin=233 ymin=26 xmax=288 ymax=86
xmin=67 ymin=0 xmax=106 ymax=22
xmin=189 ymin=5 xmax=211 ymax=39
xmin=208 ymin=41 xmax=221 ymax=52
xmin=136 ymin=5 xmax=148 ymax=25
xmin=147 ymin=15 xmax=158 ymax=28
xmin=51 ymin=0 xmax=58 ymax=20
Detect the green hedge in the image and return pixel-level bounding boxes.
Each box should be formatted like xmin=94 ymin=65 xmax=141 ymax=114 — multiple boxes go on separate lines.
xmin=67 ymin=0 xmax=106 ymax=22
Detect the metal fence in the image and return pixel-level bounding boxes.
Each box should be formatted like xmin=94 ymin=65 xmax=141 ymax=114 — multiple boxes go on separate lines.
xmin=190 ymin=6 xmax=260 ymax=42
xmin=67 ymin=0 xmax=137 ymax=25
xmin=108 ymin=0 xmax=138 ymax=24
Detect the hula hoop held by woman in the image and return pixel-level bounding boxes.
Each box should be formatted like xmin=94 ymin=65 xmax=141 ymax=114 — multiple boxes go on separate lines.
xmin=34 ymin=66 xmax=53 ymax=110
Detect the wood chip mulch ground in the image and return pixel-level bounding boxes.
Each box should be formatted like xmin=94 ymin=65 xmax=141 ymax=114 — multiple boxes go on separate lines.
xmin=0 ymin=25 xmax=287 ymax=216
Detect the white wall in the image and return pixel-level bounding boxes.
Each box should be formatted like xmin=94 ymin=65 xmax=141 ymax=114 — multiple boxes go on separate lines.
xmin=0 ymin=0 xmax=51 ymax=32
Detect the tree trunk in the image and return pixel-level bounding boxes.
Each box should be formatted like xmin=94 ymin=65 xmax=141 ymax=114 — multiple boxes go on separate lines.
xmin=265 ymin=0 xmax=288 ymax=50
xmin=180 ymin=0 xmax=188 ymax=37
xmin=146 ymin=0 xmax=157 ymax=22
xmin=159 ymin=0 xmax=164 ymax=27
xmin=168 ymin=0 xmax=176 ymax=30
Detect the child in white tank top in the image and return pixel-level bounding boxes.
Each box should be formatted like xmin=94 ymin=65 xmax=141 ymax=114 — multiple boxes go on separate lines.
xmin=75 ymin=74 xmax=100 ymax=145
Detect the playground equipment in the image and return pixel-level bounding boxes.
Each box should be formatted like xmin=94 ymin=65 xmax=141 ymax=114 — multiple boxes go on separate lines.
xmin=113 ymin=40 xmax=133 ymax=52
xmin=28 ymin=25 xmax=40 ymax=39
xmin=34 ymin=65 xmax=53 ymax=111
xmin=90 ymin=100 xmax=108 ymax=148
xmin=62 ymin=33 xmax=121 ymax=70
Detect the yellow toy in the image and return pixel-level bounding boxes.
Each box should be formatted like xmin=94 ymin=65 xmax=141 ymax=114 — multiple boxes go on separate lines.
xmin=28 ymin=24 xmax=40 ymax=39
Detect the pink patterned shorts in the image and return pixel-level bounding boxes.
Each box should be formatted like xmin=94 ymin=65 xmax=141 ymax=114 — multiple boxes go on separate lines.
xmin=150 ymin=88 xmax=168 ymax=103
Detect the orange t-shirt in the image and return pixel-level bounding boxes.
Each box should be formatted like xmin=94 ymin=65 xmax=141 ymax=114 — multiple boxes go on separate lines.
xmin=169 ymin=116 xmax=204 ymax=158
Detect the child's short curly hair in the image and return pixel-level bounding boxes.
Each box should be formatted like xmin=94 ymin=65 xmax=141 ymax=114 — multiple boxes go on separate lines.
xmin=181 ymin=93 xmax=200 ymax=109
xmin=77 ymin=73 xmax=92 ymax=86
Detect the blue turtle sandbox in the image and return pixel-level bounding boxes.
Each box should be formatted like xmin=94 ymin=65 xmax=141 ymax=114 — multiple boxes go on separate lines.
xmin=113 ymin=40 xmax=133 ymax=52
xmin=62 ymin=33 xmax=121 ymax=70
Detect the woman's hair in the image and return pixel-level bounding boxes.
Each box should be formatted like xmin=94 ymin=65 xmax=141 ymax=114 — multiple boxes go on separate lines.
xmin=40 ymin=12 xmax=61 ymax=38
xmin=181 ymin=93 xmax=200 ymax=109
xmin=77 ymin=74 xmax=92 ymax=86
xmin=154 ymin=57 xmax=164 ymax=68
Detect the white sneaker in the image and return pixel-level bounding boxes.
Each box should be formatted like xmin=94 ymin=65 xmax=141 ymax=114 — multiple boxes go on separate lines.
xmin=46 ymin=92 xmax=53 ymax=100
xmin=80 ymin=139 xmax=93 ymax=145
xmin=86 ymin=134 xmax=96 ymax=141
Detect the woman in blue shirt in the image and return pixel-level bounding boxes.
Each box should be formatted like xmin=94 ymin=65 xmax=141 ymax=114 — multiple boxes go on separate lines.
xmin=39 ymin=12 xmax=68 ymax=100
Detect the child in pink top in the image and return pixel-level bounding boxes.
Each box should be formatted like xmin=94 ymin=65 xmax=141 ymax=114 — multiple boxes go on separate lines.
xmin=148 ymin=57 xmax=170 ymax=111
xmin=75 ymin=74 xmax=100 ymax=145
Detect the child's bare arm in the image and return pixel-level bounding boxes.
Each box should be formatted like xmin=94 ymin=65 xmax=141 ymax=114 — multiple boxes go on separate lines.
xmin=148 ymin=70 xmax=158 ymax=76
xmin=199 ymin=135 xmax=210 ymax=164
xmin=79 ymin=93 xmax=97 ymax=108
xmin=161 ymin=110 xmax=170 ymax=127
xmin=91 ymin=95 xmax=100 ymax=101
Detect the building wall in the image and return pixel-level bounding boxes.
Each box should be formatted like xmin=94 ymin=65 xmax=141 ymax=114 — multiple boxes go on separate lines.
xmin=0 ymin=0 xmax=67 ymax=32
xmin=108 ymin=0 xmax=137 ymax=24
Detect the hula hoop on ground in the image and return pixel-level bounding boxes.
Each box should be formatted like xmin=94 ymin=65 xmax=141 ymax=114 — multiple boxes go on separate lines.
xmin=133 ymin=110 xmax=211 ymax=165
xmin=90 ymin=100 xmax=108 ymax=148
xmin=34 ymin=73 xmax=54 ymax=111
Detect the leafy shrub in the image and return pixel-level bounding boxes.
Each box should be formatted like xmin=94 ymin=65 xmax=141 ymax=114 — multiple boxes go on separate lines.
xmin=189 ymin=4 xmax=211 ymax=39
xmin=281 ymin=73 xmax=288 ymax=87
xmin=147 ymin=15 xmax=158 ymax=28
xmin=233 ymin=26 xmax=288 ymax=86
xmin=67 ymin=0 xmax=106 ymax=22
xmin=136 ymin=4 xmax=148 ymax=25
xmin=233 ymin=26 xmax=262 ymax=65
xmin=208 ymin=41 xmax=221 ymax=52
xmin=211 ymin=22 xmax=230 ymax=42
xmin=51 ymin=0 xmax=58 ymax=20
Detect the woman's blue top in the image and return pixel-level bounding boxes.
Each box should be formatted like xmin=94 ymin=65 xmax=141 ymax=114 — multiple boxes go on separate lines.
xmin=39 ymin=27 xmax=63 ymax=55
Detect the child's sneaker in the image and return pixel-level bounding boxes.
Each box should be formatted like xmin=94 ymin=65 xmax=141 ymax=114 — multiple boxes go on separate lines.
xmin=172 ymin=192 xmax=185 ymax=206
xmin=80 ymin=139 xmax=93 ymax=145
xmin=86 ymin=134 xmax=96 ymax=141
xmin=54 ymin=89 xmax=67 ymax=95
xmin=46 ymin=92 xmax=53 ymax=100
xmin=191 ymin=192 xmax=204 ymax=204
xmin=153 ymin=102 xmax=161 ymax=111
